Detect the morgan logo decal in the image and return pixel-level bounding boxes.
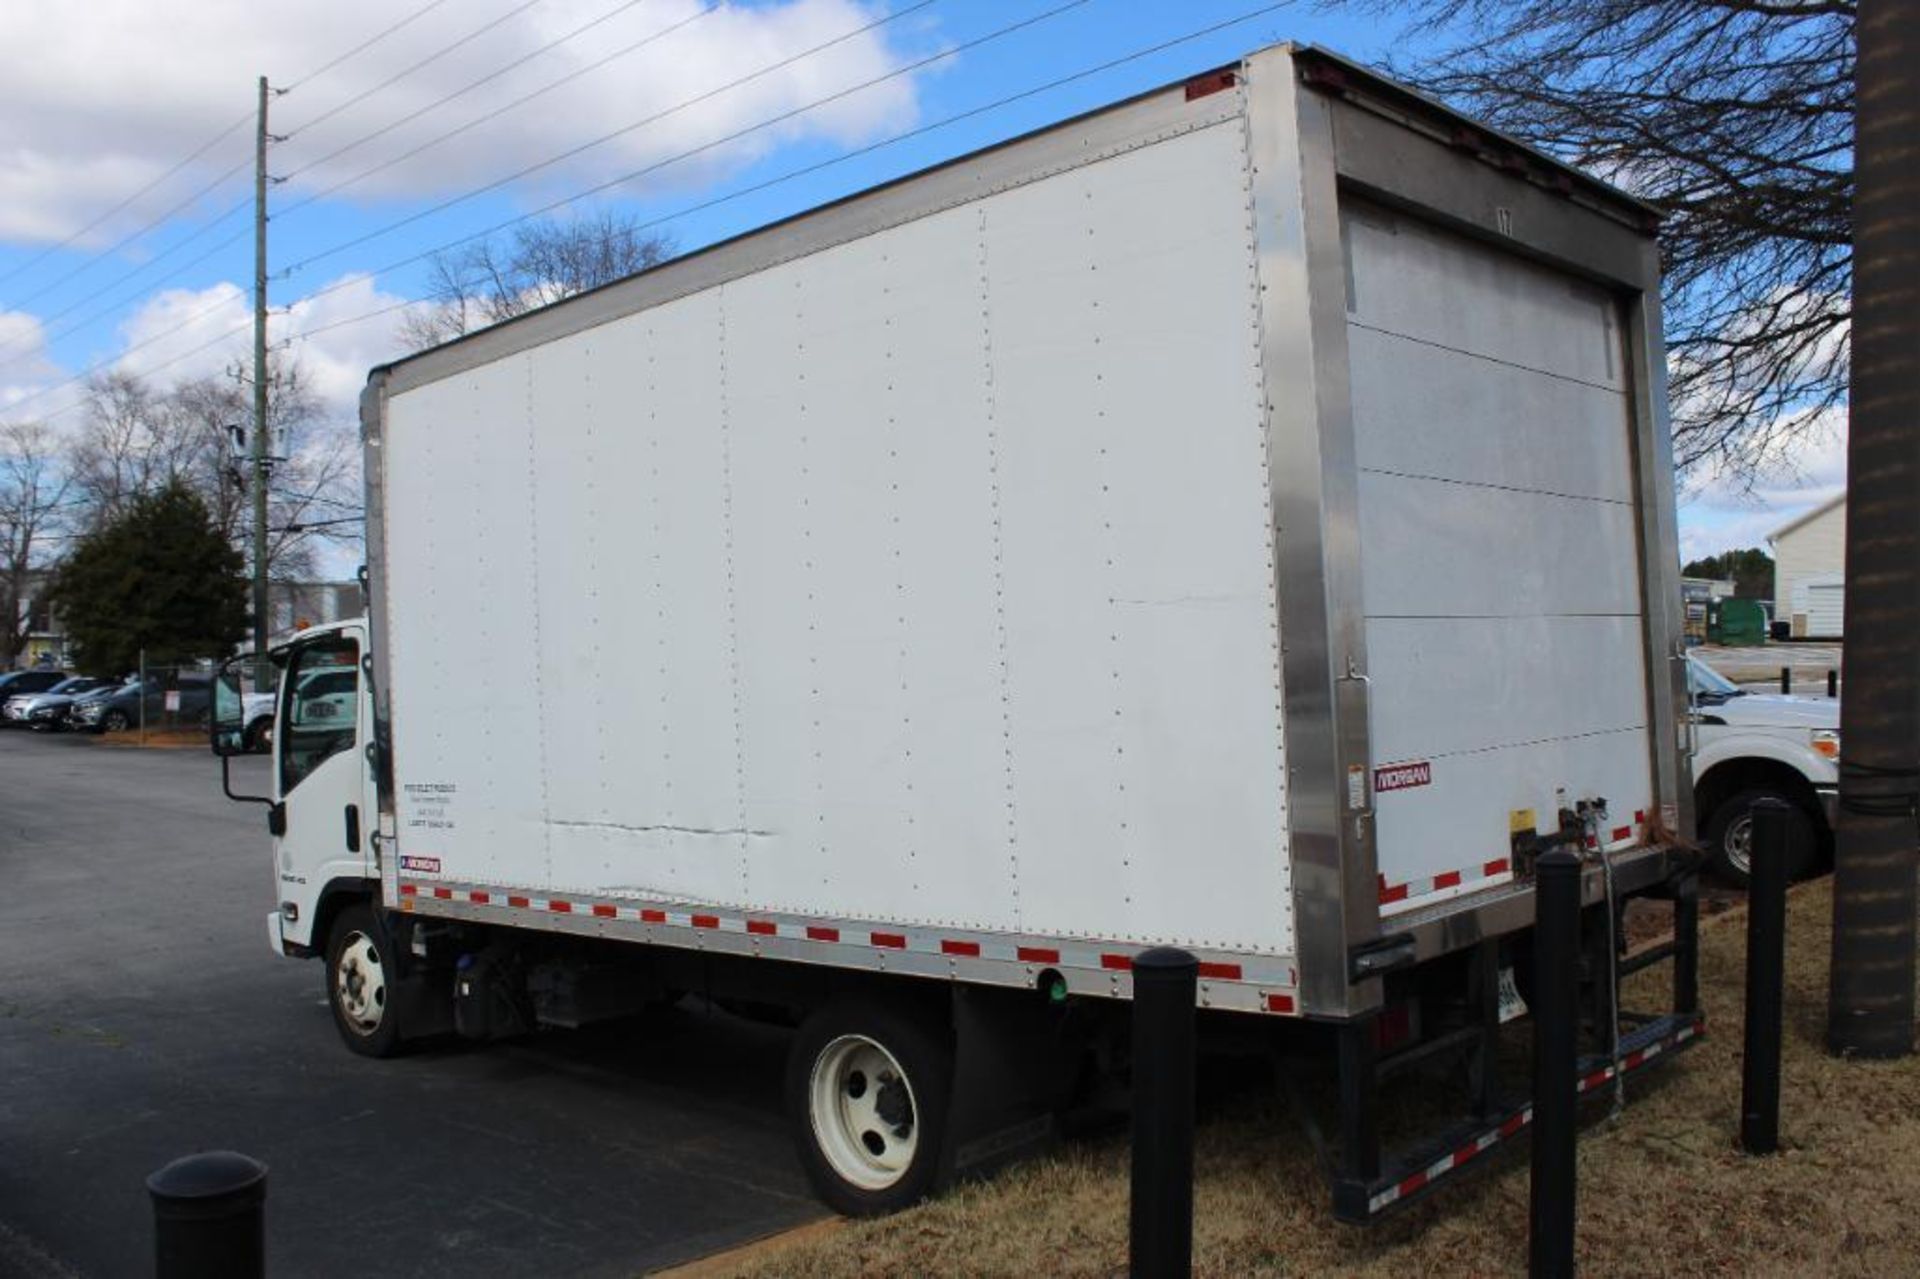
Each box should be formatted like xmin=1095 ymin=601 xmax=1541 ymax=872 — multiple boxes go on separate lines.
xmin=399 ymin=855 xmax=442 ymax=873
xmin=1373 ymin=761 xmax=1432 ymax=793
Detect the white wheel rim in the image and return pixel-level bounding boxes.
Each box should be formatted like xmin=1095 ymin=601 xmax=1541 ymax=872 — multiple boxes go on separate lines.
xmin=808 ymin=1034 xmax=919 ymax=1191
xmin=334 ymin=932 xmax=387 ymax=1035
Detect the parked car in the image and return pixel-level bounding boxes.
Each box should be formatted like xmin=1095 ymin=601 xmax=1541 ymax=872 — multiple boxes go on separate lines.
xmin=69 ymin=674 xmax=213 ymax=734
xmin=1688 ymin=656 xmax=1838 ymax=886
xmin=0 ymin=669 xmax=68 ymax=706
xmin=3 ymin=676 xmax=118 ymax=730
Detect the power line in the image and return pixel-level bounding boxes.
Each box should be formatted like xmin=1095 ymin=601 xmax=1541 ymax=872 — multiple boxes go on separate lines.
xmin=1 ymin=155 xmax=254 ymax=314
xmin=4 ymin=0 xmax=973 ymax=418
xmin=294 ymin=0 xmax=1278 ymax=347
xmin=0 ymin=110 xmax=254 ymax=295
xmin=0 ymin=0 xmax=465 ymax=323
xmin=9 ymin=0 xmax=1277 ymax=426
xmin=0 ymin=202 xmax=253 ymax=365
xmin=281 ymin=0 xmax=551 ymax=143
xmin=3 ymin=311 xmax=263 ymax=423
xmin=0 ymin=0 xmax=452 ymax=308
xmin=281 ymin=0 xmax=941 ymax=277
xmin=271 ymin=489 xmax=364 ymax=513
xmin=280 ymin=0 xmax=461 ymax=93
xmin=292 ymin=0 xmax=1085 ymax=304
xmin=276 ymin=1 xmax=719 ymax=221
xmin=277 ymin=0 xmax=659 ymax=187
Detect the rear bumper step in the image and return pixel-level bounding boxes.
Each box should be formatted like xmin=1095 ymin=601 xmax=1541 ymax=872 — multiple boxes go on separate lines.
xmin=1335 ymin=1011 xmax=1704 ymax=1221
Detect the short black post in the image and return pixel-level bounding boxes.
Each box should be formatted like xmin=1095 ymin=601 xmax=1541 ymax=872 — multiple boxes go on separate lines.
xmin=1780 ymin=666 xmax=1792 ymax=695
xmin=1530 ymin=849 xmax=1582 ymax=1279
xmin=1742 ymin=799 xmax=1792 ymax=1155
xmin=1131 ymin=947 xmax=1197 ymax=1279
xmin=1827 ymin=669 xmax=1839 ymax=699
xmin=148 ymin=1151 xmax=267 ymax=1279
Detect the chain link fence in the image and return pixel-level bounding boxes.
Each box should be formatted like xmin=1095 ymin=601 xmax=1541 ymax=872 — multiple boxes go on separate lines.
xmin=59 ymin=655 xmax=229 ymax=740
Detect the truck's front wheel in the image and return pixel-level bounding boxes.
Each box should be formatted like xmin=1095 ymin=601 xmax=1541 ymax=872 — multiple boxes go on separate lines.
xmin=1705 ymin=788 xmax=1818 ymax=888
xmin=325 ymin=903 xmax=404 ymax=1057
xmin=786 ymin=999 xmax=953 ymax=1216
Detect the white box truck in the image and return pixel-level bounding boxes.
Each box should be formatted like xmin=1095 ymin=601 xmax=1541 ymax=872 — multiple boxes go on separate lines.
xmin=213 ymin=44 xmax=1704 ymax=1221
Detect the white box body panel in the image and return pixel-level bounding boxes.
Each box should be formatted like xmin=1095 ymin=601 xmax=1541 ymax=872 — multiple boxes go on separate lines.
xmin=382 ymin=117 xmax=1296 ymax=957
xmin=365 ymin=48 xmax=1684 ymax=1017
xmin=1340 ymin=203 xmax=1654 ymax=909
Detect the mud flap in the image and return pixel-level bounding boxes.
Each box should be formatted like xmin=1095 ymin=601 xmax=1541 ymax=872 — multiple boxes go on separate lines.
xmin=943 ymin=986 xmax=1080 ymax=1183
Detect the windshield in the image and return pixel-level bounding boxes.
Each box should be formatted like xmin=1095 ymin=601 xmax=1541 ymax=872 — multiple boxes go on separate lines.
xmin=1687 ymin=657 xmax=1741 ymax=700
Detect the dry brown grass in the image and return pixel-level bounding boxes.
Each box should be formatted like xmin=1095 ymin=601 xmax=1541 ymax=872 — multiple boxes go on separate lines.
xmin=90 ymin=727 xmax=206 ymax=749
xmin=713 ymin=878 xmax=1920 ymax=1277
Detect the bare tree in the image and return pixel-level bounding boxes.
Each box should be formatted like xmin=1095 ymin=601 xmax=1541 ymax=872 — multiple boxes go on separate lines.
xmin=0 ymin=421 xmax=71 ymax=668
xmin=68 ymin=355 xmax=360 ymax=586
xmin=400 ymin=212 xmax=675 ymax=351
xmin=67 ymin=371 xmax=191 ymax=525
xmin=1351 ymin=0 xmax=1853 ymax=480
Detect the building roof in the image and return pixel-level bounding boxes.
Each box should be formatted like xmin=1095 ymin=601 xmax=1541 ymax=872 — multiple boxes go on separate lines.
xmin=1767 ymin=492 xmax=1846 ymax=544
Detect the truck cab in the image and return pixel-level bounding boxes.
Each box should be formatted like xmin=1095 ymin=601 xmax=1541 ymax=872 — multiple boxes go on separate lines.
xmin=1687 ymin=656 xmax=1838 ymax=885
xmin=212 ymin=619 xmax=378 ymax=963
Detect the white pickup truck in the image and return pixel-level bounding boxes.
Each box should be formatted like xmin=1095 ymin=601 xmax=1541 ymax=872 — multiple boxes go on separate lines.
xmin=241 ymin=691 xmax=275 ymax=753
xmin=1688 ymin=656 xmax=1839 ymax=886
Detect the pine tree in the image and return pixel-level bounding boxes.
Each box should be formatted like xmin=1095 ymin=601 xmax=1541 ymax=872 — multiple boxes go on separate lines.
xmin=50 ymin=479 xmax=248 ymax=675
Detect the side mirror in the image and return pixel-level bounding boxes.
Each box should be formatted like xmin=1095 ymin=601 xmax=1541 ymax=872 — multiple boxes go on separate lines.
xmin=211 ymin=658 xmax=250 ymax=758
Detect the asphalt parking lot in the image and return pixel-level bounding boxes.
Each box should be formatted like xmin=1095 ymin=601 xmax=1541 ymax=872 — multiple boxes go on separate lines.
xmin=0 ymin=731 xmax=822 ymax=1277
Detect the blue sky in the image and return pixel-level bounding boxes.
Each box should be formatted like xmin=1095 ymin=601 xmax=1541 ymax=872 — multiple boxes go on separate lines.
xmin=0 ymin=0 xmax=1838 ymax=567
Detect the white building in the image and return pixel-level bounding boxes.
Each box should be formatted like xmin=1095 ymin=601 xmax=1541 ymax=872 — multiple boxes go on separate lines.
xmin=1770 ymin=494 xmax=1846 ymax=638
xmin=267 ymin=580 xmax=361 ymax=643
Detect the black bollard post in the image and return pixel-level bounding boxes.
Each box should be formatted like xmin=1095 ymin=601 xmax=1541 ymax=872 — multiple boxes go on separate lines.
xmin=1530 ymin=848 xmax=1581 ymax=1279
xmin=1827 ymin=669 xmax=1839 ymax=699
xmin=1780 ymin=666 xmax=1792 ymax=695
xmin=148 ymin=1151 xmax=267 ymax=1279
xmin=1131 ymin=947 xmax=1197 ymax=1279
xmin=1742 ymin=799 xmax=1791 ymax=1155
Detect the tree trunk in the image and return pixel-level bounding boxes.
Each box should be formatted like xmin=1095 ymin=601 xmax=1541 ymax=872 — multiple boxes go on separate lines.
xmin=1828 ymin=0 xmax=1920 ymax=1059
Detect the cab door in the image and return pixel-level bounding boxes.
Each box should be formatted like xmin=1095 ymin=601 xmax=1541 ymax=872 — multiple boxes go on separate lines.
xmin=273 ymin=626 xmax=374 ymax=938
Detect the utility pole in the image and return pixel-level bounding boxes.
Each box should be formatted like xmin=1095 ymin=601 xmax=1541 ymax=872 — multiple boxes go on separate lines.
xmin=1828 ymin=0 xmax=1920 ymax=1059
xmin=252 ymin=74 xmax=272 ymax=681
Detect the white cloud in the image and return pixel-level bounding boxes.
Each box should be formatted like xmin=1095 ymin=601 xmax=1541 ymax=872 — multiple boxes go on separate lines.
xmin=0 ymin=0 xmax=930 ymax=247
xmin=0 ymin=308 xmax=84 ymax=423
xmin=279 ymin=276 xmax=417 ymax=411
xmin=0 ymin=309 xmax=59 ymax=385
xmin=1677 ymin=407 xmax=1847 ymax=563
xmin=110 ymin=275 xmax=414 ymax=423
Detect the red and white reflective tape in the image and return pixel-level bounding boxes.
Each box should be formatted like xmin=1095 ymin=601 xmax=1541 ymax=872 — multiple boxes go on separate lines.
xmin=396 ymin=880 xmax=1302 ymax=1016
xmin=1382 ymin=807 xmax=1653 ymax=913
xmin=1576 ymin=1016 xmax=1698 ymax=1093
xmin=1379 ymin=858 xmax=1513 ymax=912
xmin=1366 ymin=1013 xmax=1703 ymax=1215
xmin=1584 ymin=809 xmax=1650 ymax=852
xmin=1368 ymin=1105 xmax=1534 ymax=1215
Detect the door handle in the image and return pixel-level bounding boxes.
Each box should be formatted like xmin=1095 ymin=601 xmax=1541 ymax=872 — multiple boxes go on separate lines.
xmin=345 ymin=803 xmax=361 ymax=853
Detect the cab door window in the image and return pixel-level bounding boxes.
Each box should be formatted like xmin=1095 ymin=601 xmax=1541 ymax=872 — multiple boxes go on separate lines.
xmin=280 ymin=638 xmax=360 ymax=794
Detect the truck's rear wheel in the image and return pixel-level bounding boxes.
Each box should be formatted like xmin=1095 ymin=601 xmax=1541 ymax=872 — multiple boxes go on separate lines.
xmin=787 ymin=999 xmax=952 ymax=1216
xmin=325 ymin=903 xmax=404 ymax=1057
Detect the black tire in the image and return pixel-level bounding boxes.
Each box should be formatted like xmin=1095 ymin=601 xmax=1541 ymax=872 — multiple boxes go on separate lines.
xmin=324 ymin=903 xmax=405 ymax=1058
xmin=785 ymin=998 xmax=954 ymax=1217
xmin=1705 ymin=788 xmax=1818 ymax=889
xmin=101 ymin=708 xmax=131 ymax=733
xmin=244 ymin=716 xmax=273 ymax=754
